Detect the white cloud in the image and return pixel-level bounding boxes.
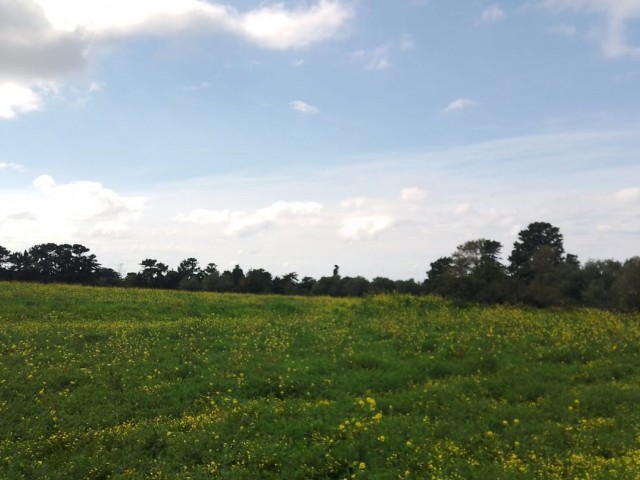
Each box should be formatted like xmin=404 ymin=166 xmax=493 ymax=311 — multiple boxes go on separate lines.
xmin=0 ymin=83 xmax=45 ymax=119
xmin=539 ymin=0 xmax=640 ymax=58
xmin=0 ymin=0 xmax=353 ymax=118
xmin=238 ymin=1 xmax=353 ymax=50
xmin=480 ymin=4 xmax=506 ymax=23
xmin=0 ymin=175 xmax=146 ymax=244
xmin=453 ymin=203 xmax=472 ymax=215
xmin=173 ymin=208 xmax=230 ymax=225
xmin=175 ymin=201 xmax=324 ymax=236
xmin=32 ymin=0 xmax=353 ymax=48
xmin=442 ymin=98 xmax=477 ymax=113
xmin=400 ymin=187 xmax=428 ymax=202
xmin=0 ymin=162 xmax=23 ymax=170
xmin=615 ymin=187 xmax=640 ymax=202
xmin=341 ymin=197 xmax=369 ymax=209
xmin=289 ymin=100 xmax=320 ymax=114
xmin=339 ymin=215 xmax=394 ymax=241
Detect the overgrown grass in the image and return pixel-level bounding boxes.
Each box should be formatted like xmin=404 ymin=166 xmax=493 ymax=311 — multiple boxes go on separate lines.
xmin=1 ymin=282 xmax=639 ymax=479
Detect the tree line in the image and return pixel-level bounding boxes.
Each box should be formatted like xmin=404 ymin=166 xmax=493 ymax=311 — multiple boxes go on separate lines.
xmin=0 ymin=221 xmax=638 ymax=310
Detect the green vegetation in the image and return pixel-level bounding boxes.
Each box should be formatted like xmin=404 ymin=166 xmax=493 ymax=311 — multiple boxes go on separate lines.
xmin=1 ymin=282 xmax=640 ymax=479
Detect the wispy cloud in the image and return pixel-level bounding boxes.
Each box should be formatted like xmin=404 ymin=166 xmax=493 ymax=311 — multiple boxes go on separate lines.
xmin=352 ymin=44 xmax=393 ymax=70
xmin=182 ymin=81 xmax=211 ymax=92
xmin=539 ymin=0 xmax=640 ymax=58
xmin=289 ymin=100 xmax=320 ymax=114
xmin=480 ymin=4 xmax=506 ymax=23
xmin=0 ymin=162 xmax=23 ymax=171
xmin=442 ymin=97 xmax=477 ymax=113
xmin=352 ymin=35 xmax=415 ymax=71
xmin=548 ymin=24 xmax=578 ymax=37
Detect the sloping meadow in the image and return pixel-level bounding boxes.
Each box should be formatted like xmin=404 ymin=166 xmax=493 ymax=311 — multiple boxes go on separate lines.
xmin=1 ymin=282 xmax=639 ymax=479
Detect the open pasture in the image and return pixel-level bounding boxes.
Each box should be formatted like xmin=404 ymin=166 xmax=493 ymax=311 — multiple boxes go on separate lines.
xmin=1 ymin=282 xmax=639 ymax=479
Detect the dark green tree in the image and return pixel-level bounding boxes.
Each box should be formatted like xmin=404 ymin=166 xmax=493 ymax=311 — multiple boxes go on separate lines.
xmin=509 ymin=222 xmax=565 ymax=281
xmin=612 ymin=257 xmax=640 ymax=311
xmin=230 ymin=265 xmax=245 ymax=292
xmin=371 ymin=276 xmax=396 ymax=294
xmin=298 ymin=276 xmax=316 ymax=295
xmin=202 ymin=263 xmax=220 ymax=291
xmin=273 ymin=272 xmax=299 ymax=295
xmin=339 ymin=276 xmax=371 ymax=297
xmin=139 ymin=259 xmax=169 ymax=288
xmin=581 ymin=259 xmax=622 ymax=309
xmin=177 ymin=258 xmax=201 ymax=279
xmin=244 ymin=268 xmax=274 ymax=294
xmin=424 ymin=256 xmax=455 ymax=295
xmin=9 ymin=251 xmax=33 ymax=280
xmin=452 ymin=239 xmax=502 ymax=277
xmin=0 ymin=246 xmax=10 ymax=279
xmin=176 ymin=258 xmax=202 ymax=290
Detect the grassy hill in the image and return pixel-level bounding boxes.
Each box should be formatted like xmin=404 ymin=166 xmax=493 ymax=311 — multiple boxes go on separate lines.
xmin=1 ymin=282 xmax=639 ymax=479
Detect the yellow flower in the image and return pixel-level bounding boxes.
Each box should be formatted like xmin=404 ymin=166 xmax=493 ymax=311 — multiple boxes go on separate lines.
xmin=358 ymin=462 xmax=366 ymax=470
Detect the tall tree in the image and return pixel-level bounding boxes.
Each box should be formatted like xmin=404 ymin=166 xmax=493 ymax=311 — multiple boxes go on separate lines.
xmin=202 ymin=263 xmax=220 ymax=291
xmin=230 ymin=265 xmax=245 ymax=292
xmin=424 ymin=256 xmax=455 ymax=295
xmin=177 ymin=258 xmax=202 ymax=280
xmin=452 ymin=239 xmax=503 ymax=277
xmin=244 ymin=268 xmax=274 ymax=294
xmin=509 ymin=222 xmax=565 ymax=281
xmin=139 ymin=259 xmax=169 ymax=288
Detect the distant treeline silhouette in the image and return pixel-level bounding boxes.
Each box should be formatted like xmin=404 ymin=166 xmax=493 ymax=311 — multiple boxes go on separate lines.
xmin=1 ymin=222 xmax=638 ymax=310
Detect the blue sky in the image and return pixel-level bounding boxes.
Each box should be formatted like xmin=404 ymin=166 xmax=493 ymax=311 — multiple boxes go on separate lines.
xmin=1 ymin=0 xmax=639 ymax=279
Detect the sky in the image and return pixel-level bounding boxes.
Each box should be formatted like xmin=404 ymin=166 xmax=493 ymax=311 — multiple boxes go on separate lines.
xmin=0 ymin=0 xmax=639 ymax=280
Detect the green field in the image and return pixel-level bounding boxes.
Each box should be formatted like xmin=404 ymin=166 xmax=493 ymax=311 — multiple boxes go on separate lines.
xmin=1 ymin=282 xmax=639 ymax=479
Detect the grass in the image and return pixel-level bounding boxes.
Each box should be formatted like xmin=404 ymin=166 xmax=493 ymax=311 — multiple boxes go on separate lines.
xmin=0 ymin=282 xmax=639 ymax=479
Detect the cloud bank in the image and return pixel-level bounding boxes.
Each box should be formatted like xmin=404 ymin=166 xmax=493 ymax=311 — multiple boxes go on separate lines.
xmin=175 ymin=201 xmax=324 ymax=236
xmin=0 ymin=175 xmax=146 ymax=245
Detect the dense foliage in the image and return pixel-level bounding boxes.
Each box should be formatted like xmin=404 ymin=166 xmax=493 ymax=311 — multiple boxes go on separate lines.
xmin=1 ymin=221 xmax=639 ymax=310
xmin=1 ymin=284 xmax=640 ymax=479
